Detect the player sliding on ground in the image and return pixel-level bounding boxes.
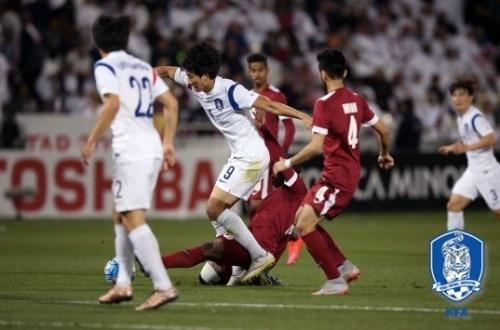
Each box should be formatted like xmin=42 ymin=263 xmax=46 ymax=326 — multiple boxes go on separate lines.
xmin=155 ymin=42 xmax=311 ymax=284
xmin=274 ymin=49 xmax=394 ymax=295
xmin=160 ymin=127 xmax=360 ymax=286
xmin=82 ymin=15 xmax=179 ymax=311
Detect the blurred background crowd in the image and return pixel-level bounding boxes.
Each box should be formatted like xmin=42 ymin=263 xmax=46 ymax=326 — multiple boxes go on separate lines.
xmin=1 ymin=0 xmax=500 ymax=151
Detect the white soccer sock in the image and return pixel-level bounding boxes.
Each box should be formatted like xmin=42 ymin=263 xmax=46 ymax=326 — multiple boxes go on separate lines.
xmin=216 ymin=209 xmax=266 ymax=259
xmin=210 ymin=220 xmax=227 ymax=237
xmin=129 ymin=224 xmax=172 ymax=290
xmin=114 ymin=224 xmax=134 ymax=286
xmin=447 ymin=211 xmax=464 ymax=230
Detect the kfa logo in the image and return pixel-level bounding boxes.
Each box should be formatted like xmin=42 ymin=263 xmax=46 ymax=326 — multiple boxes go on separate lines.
xmin=430 ymin=230 xmax=484 ymax=302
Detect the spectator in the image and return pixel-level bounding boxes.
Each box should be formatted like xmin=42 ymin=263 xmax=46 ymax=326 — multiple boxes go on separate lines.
xmin=395 ymin=99 xmax=422 ymax=151
xmin=0 ymin=108 xmax=25 ymax=149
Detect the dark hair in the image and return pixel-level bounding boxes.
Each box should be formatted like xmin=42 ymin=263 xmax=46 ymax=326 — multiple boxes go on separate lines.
xmin=182 ymin=42 xmax=220 ymax=79
xmin=316 ymin=49 xmax=346 ymax=79
xmin=449 ymin=80 xmax=474 ymax=95
xmin=246 ymin=53 xmax=268 ymax=67
xmin=92 ymin=15 xmax=131 ymax=52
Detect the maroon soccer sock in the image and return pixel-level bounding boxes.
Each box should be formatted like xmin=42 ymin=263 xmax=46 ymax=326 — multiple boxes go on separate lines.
xmin=316 ymin=225 xmax=346 ymax=267
xmin=162 ymin=246 xmax=206 ymax=268
xmin=302 ymin=229 xmax=341 ymax=279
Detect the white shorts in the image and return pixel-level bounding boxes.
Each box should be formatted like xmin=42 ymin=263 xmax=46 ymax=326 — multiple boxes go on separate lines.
xmin=452 ymin=166 xmax=500 ymax=210
xmin=112 ymin=158 xmax=162 ymax=212
xmin=215 ymin=152 xmax=270 ymax=201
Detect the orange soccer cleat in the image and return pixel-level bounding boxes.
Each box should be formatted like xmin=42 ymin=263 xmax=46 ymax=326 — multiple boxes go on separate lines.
xmin=286 ymin=238 xmax=304 ymax=265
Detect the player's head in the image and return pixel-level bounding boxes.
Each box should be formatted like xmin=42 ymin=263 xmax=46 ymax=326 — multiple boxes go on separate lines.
xmin=182 ymin=42 xmax=220 ymax=92
xmin=92 ymin=15 xmax=131 ymax=54
xmin=247 ymin=53 xmax=269 ymax=88
xmin=449 ymin=80 xmax=474 ymax=114
xmin=316 ymin=49 xmax=347 ymax=83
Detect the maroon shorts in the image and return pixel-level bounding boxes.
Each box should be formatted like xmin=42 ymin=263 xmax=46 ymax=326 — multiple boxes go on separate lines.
xmin=302 ymin=181 xmax=354 ymax=220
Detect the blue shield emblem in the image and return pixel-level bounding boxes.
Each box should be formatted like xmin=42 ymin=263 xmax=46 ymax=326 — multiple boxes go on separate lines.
xmin=430 ymin=230 xmax=484 ymax=302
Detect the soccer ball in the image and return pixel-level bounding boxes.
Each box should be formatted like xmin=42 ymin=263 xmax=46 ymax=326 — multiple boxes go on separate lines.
xmin=103 ymin=258 xmax=136 ymax=284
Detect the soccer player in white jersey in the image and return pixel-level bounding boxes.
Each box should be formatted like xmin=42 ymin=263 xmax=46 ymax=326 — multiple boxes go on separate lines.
xmin=155 ymin=42 xmax=311 ymax=283
xmin=439 ymin=80 xmax=500 ymax=230
xmin=81 ymin=15 xmax=179 ymax=311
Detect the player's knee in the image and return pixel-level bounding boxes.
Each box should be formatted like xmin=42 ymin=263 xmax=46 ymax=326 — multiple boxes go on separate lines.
xmin=206 ymin=200 xmax=224 ymax=220
xmin=202 ymin=239 xmax=224 ymax=261
xmin=447 ymin=199 xmax=462 ymax=212
xmin=295 ymin=221 xmax=315 ymax=237
xmin=494 ymin=209 xmax=500 ymax=220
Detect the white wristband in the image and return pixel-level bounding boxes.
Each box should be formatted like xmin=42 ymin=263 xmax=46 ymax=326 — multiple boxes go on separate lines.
xmin=284 ymin=159 xmax=292 ymax=169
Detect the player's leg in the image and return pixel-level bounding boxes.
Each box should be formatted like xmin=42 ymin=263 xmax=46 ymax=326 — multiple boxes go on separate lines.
xmin=295 ymin=205 xmax=348 ymax=295
xmin=315 ymin=224 xmax=359 ymax=282
xmin=98 ymin=208 xmax=134 ymax=304
xmin=110 ymin=158 xmax=178 ymax=310
xmin=124 ymin=209 xmax=178 ymax=311
xmin=206 ymin=186 xmax=275 ymax=282
xmin=447 ymin=170 xmax=477 ymax=230
xmin=446 ymin=194 xmax=471 ymax=230
xmin=113 ymin=209 xmax=136 ymax=286
xmin=476 ymin=167 xmax=500 ymax=221
xmin=316 ymin=225 xmax=346 ymax=266
xmin=161 ymin=239 xmax=224 ymax=268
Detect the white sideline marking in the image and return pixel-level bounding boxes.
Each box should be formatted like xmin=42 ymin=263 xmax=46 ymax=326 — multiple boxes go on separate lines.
xmin=2 ymin=298 xmax=499 ymax=316
xmin=0 ymin=320 xmax=215 ymax=330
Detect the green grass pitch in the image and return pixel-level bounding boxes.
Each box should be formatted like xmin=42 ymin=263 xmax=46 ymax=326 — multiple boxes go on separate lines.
xmin=0 ymin=212 xmax=499 ymax=330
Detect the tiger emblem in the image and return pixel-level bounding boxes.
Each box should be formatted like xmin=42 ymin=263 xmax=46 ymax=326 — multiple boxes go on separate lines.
xmin=442 ymin=232 xmax=471 ymax=283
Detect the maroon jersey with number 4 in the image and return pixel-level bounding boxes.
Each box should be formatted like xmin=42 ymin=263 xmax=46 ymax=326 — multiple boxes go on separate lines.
xmin=312 ymin=87 xmax=378 ymax=192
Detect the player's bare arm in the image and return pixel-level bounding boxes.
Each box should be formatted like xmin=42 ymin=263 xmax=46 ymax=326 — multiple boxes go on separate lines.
xmin=253 ymin=95 xmax=312 ymax=128
xmin=439 ymin=133 xmax=496 ymax=156
xmin=463 ymin=133 xmax=496 ymax=152
xmin=154 ymin=66 xmax=178 ymax=80
xmin=371 ymin=120 xmax=394 ymax=170
xmin=439 ymin=141 xmax=465 ymax=155
xmin=273 ymin=133 xmax=324 ymax=175
xmin=156 ymin=90 xmax=179 ymax=170
xmin=81 ymin=94 xmax=120 ymax=165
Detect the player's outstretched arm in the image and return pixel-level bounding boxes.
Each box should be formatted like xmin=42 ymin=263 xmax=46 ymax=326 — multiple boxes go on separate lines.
xmin=253 ymin=95 xmax=312 ymax=128
xmin=438 ymin=142 xmax=463 ymax=155
xmin=156 ymin=90 xmax=179 ymax=170
xmin=463 ymin=133 xmax=496 ymax=152
xmin=81 ymin=94 xmax=120 ymax=165
xmin=370 ymin=120 xmax=394 ymax=170
xmin=273 ymin=133 xmax=324 ymax=175
xmin=439 ymin=133 xmax=496 ymax=156
xmin=154 ymin=66 xmax=179 ymax=80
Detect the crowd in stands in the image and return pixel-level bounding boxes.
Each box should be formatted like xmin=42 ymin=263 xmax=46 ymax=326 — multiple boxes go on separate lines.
xmin=1 ymin=0 xmax=499 ymax=151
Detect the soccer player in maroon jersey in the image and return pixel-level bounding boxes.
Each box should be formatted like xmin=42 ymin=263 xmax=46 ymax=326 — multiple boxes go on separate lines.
xmin=274 ymin=49 xmax=394 ymax=295
xmin=161 ymin=127 xmax=309 ymax=285
xmin=246 ymin=53 xmax=296 ymax=213
xmin=246 ymin=53 xmax=303 ymax=266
